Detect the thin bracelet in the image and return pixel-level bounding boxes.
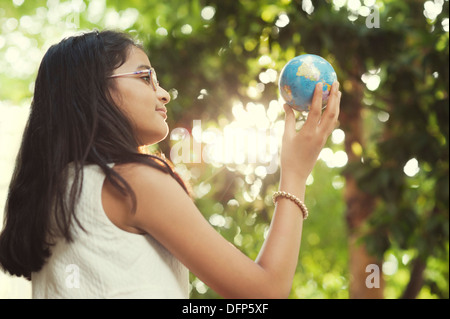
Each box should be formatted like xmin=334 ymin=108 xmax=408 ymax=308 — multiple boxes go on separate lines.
xmin=272 ymin=191 xmax=309 ymax=220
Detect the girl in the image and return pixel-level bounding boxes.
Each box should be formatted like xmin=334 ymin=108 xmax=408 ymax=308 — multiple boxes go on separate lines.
xmin=0 ymin=30 xmax=341 ymax=298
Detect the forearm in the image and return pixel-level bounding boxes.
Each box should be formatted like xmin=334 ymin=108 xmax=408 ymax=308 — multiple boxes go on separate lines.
xmin=255 ymin=173 xmax=307 ymax=297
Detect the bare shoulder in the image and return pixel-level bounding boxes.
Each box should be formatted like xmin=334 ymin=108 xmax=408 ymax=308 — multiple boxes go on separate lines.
xmin=111 ymin=161 xmax=172 ymax=182
xmin=110 ymin=162 xmax=187 ymax=194
xmin=101 ymin=162 xmax=186 ymax=234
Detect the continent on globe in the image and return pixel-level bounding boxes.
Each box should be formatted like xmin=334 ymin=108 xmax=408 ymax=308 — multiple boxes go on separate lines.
xmin=296 ymin=60 xmax=320 ymax=82
xmin=279 ymin=54 xmax=337 ymax=112
xmin=282 ymin=85 xmax=293 ymax=102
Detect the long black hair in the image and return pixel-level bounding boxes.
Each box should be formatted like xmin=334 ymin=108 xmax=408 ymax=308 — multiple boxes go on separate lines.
xmin=0 ymin=30 xmax=189 ymax=280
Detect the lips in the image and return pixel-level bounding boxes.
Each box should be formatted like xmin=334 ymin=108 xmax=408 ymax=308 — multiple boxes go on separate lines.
xmin=156 ymin=107 xmax=167 ymax=119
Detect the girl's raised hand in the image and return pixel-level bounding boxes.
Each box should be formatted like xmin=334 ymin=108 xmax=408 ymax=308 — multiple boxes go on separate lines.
xmin=280 ymin=81 xmax=342 ymax=182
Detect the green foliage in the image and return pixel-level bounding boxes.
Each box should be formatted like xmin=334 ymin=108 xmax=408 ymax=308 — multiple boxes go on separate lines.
xmin=1 ymin=0 xmax=448 ymax=298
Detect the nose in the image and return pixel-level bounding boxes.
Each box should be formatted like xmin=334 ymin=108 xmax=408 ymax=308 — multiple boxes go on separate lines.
xmin=157 ymin=86 xmax=171 ymax=104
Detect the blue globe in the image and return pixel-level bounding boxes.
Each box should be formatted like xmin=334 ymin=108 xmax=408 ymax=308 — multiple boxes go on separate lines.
xmin=279 ymin=54 xmax=337 ymax=112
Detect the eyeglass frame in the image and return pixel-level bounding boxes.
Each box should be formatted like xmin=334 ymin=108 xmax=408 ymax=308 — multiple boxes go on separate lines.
xmin=109 ymin=68 xmax=159 ymax=91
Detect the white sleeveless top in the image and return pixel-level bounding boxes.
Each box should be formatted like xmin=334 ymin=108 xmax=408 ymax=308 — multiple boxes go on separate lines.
xmin=32 ymin=164 xmax=189 ymax=299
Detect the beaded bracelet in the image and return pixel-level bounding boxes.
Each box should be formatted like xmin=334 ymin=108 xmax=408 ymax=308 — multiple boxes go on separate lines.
xmin=272 ymin=191 xmax=309 ymax=220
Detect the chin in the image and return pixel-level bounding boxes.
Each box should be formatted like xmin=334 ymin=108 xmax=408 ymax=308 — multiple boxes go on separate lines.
xmin=139 ymin=128 xmax=169 ymax=146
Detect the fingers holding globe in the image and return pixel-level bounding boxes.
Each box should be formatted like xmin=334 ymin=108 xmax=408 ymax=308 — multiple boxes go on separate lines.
xmin=279 ymin=54 xmax=337 ymax=112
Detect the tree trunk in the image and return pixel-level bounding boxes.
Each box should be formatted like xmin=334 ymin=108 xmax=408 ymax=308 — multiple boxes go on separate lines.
xmin=346 ymin=179 xmax=383 ymax=298
xmin=401 ymin=257 xmax=426 ymax=299
xmin=340 ymin=75 xmax=384 ymax=299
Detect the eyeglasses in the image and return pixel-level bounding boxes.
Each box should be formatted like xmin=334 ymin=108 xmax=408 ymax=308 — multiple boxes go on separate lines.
xmin=109 ymin=68 xmax=159 ymax=91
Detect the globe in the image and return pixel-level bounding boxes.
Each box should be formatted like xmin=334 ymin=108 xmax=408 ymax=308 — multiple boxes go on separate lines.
xmin=279 ymin=54 xmax=337 ymax=112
